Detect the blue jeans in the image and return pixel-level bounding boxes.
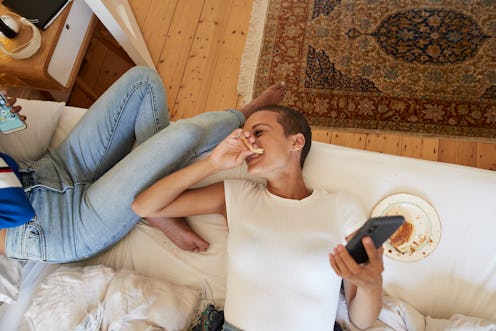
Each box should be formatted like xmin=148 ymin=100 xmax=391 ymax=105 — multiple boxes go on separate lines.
xmin=5 ymin=66 xmax=244 ymax=263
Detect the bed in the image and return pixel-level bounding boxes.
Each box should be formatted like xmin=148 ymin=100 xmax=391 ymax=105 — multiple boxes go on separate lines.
xmin=1 ymin=99 xmax=495 ymax=330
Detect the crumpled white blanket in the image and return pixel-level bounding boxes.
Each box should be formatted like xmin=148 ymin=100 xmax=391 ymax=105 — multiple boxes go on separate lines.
xmin=20 ymin=265 xmax=201 ymax=331
xmin=336 ymin=293 xmax=496 ymax=331
xmin=0 ymin=256 xmax=23 ymax=304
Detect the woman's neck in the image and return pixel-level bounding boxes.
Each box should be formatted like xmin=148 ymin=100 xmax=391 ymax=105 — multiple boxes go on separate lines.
xmin=266 ymin=174 xmax=311 ymax=200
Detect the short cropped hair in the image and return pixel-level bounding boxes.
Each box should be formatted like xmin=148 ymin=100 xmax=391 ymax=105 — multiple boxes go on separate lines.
xmin=252 ymin=105 xmax=312 ymax=168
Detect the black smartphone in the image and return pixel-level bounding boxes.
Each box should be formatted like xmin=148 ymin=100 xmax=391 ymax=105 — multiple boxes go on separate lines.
xmin=345 ymin=215 xmax=405 ymax=264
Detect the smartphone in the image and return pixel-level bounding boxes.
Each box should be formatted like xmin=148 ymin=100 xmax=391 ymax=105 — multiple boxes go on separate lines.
xmin=345 ymin=215 xmax=405 ymax=264
xmin=0 ymin=92 xmax=27 ymax=134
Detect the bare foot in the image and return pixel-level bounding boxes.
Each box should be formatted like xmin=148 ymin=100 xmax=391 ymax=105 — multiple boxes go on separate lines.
xmin=240 ymin=82 xmax=286 ymax=118
xmin=146 ymin=217 xmax=209 ymax=252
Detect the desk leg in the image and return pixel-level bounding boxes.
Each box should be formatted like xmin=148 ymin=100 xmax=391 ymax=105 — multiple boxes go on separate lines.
xmin=84 ymin=0 xmax=155 ymax=69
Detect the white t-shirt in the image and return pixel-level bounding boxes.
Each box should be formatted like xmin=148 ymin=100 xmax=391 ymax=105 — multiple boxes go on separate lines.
xmin=224 ymin=179 xmax=365 ymax=331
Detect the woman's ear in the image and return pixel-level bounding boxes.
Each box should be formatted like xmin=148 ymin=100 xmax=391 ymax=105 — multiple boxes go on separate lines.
xmin=291 ymin=133 xmax=305 ymax=152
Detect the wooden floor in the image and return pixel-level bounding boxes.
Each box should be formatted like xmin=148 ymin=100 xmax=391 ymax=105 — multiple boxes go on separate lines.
xmin=66 ymin=0 xmax=495 ymax=171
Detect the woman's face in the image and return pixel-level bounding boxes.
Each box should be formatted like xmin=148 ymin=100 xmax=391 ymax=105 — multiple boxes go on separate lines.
xmin=242 ymin=110 xmax=295 ymax=177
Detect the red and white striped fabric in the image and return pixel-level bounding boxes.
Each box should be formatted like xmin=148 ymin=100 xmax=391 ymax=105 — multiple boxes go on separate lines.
xmin=0 ymin=153 xmax=35 ymax=227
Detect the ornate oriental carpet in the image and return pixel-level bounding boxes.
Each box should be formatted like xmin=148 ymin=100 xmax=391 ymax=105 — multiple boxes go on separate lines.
xmin=239 ymin=0 xmax=496 ymax=138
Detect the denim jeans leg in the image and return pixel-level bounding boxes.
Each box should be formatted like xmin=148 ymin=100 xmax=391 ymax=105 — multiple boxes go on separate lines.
xmin=75 ymin=109 xmax=245 ymax=260
xmin=51 ymin=66 xmax=168 ymax=182
xmin=5 ymin=66 xmax=170 ymax=262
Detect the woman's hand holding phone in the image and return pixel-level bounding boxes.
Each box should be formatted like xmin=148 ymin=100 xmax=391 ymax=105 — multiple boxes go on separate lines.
xmin=345 ymin=215 xmax=405 ymax=264
xmin=0 ymin=91 xmax=26 ymax=134
xmin=329 ymin=237 xmax=384 ymax=288
xmin=330 ymin=216 xmax=404 ymax=287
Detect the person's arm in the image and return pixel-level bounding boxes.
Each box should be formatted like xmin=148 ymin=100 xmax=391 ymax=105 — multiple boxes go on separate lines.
xmin=132 ymin=128 xmax=253 ymax=218
xmin=329 ymin=236 xmax=383 ymax=329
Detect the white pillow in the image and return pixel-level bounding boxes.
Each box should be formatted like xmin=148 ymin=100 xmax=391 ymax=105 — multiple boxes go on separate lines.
xmin=48 ymin=106 xmax=86 ymax=150
xmin=0 ymin=98 xmax=65 ymax=161
xmin=0 ymin=256 xmax=23 ymax=304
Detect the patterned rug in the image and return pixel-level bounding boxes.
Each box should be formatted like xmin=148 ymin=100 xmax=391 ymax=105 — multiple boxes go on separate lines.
xmin=238 ymin=0 xmax=496 ymax=138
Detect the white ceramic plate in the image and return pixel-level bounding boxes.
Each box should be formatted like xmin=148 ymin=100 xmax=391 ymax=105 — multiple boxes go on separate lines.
xmin=371 ymin=193 xmax=441 ymax=262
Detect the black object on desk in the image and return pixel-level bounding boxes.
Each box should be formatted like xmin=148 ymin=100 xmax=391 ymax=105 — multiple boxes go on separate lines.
xmin=2 ymin=0 xmax=71 ymax=30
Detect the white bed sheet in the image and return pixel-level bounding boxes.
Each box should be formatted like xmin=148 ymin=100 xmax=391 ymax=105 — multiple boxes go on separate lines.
xmin=0 ymin=262 xmax=58 ymax=331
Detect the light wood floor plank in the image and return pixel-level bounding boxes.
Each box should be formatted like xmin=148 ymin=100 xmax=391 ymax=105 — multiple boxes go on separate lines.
xmin=330 ymin=131 xmax=367 ymax=149
xmin=128 ymin=0 xmax=152 ymax=30
xmin=173 ymin=0 xmax=234 ymax=119
xmin=364 ymin=133 xmax=385 ymax=154
xmin=312 ymin=128 xmax=332 ymax=143
xmin=477 ymin=142 xmax=496 ymax=170
xmin=418 ymin=137 xmax=439 ymax=162
xmin=69 ymin=26 xmax=110 ymax=107
xmin=154 ymin=0 xmax=206 ymax=119
xmin=381 ymin=134 xmax=404 ymax=156
xmin=439 ymin=139 xmax=477 ymax=167
xmin=137 ymin=0 xmax=178 ymax=65
xmin=204 ymin=0 xmax=253 ymax=112
xmin=456 ymin=140 xmax=477 ymax=167
xmin=78 ymin=34 xmax=108 ymax=89
xmin=400 ymin=136 xmax=423 ymax=159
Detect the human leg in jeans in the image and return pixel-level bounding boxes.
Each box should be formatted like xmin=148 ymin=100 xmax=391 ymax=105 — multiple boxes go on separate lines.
xmin=4 ymin=67 xmax=285 ymax=262
xmin=51 ymin=66 xmax=169 ymax=180
xmin=5 ymin=66 xmax=170 ymax=262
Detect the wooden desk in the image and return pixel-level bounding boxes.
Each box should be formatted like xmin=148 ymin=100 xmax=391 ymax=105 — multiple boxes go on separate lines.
xmin=0 ymin=1 xmax=95 ymax=91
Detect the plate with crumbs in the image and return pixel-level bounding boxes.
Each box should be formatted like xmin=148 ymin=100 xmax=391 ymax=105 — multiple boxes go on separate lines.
xmin=371 ymin=193 xmax=441 ymax=262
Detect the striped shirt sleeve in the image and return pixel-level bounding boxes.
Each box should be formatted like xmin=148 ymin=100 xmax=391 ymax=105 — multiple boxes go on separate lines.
xmin=0 ymin=153 xmax=35 ymax=227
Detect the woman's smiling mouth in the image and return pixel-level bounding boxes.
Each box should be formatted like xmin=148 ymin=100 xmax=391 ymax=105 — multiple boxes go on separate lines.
xmin=246 ymin=152 xmax=263 ymax=163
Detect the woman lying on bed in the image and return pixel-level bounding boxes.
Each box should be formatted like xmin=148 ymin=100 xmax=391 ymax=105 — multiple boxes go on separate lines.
xmin=132 ymin=105 xmax=384 ymax=330
xmin=0 ymin=66 xmax=285 ymax=263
